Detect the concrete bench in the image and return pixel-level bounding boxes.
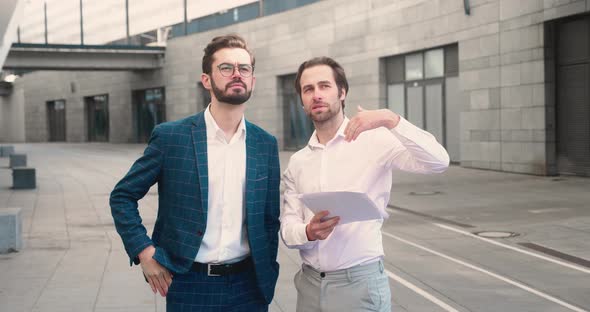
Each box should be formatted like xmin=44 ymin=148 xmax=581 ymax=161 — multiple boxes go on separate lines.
xmin=0 ymin=145 xmax=15 ymax=157
xmin=12 ymin=167 xmax=36 ymax=189
xmin=0 ymin=208 xmax=22 ymax=253
xmin=9 ymin=154 xmax=27 ymax=168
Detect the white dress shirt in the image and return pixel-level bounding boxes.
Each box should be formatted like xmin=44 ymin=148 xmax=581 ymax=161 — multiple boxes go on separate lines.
xmin=281 ymin=116 xmax=449 ymax=271
xmin=195 ymin=106 xmax=249 ymax=263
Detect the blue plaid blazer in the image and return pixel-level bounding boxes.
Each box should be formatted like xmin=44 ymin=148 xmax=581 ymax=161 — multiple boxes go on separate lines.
xmin=110 ymin=111 xmax=281 ymax=303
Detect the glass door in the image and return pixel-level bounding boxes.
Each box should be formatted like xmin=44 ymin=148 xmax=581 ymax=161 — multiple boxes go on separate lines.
xmin=85 ymin=95 xmax=109 ymax=142
xmin=425 ymin=81 xmax=444 ymax=144
xmin=406 ymin=83 xmax=424 ymax=129
xmin=47 ymin=100 xmax=66 ymax=141
xmin=405 ymin=79 xmax=445 ymax=144
xmin=134 ymin=88 xmax=166 ymax=143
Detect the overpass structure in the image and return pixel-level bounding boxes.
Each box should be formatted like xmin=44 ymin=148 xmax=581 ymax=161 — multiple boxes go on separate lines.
xmin=3 ymin=43 xmax=166 ymax=71
xmin=0 ymin=43 xmax=165 ymax=96
xmin=1 ymin=0 xmax=165 ymax=94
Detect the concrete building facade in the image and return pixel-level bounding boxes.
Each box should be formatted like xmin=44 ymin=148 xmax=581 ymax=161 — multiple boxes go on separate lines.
xmin=3 ymin=0 xmax=590 ymax=177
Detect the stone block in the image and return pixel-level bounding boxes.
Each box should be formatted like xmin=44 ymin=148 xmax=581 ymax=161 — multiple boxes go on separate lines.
xmin=502 ymin=142 xmax=546 ymax=163
xmin=490 ymin=88 xmax=501 ymax=109
xmin=9 ymin=154 xmax=27 ymax=168
xmin=461 ymin=142 xmax=501 ymax=162
xmin=544 ymin=0 xmax=586 ymax=20
xmin=521 ymin=60 xmax=545 ymax=84
xmin=501 ymin=108 xmax=522 ymax=129
xmin=461 ymin=110 xmax=501 ymax=130
xmin=501 ymin=85 xmax=534 ymax=108
xmin=501 ymin=64 xmax=521 ymax=86
xmin=12 ymin=167 xmax=36 ymax=189
xmin=460 ymin=67 xmax=500 ymax=90
xmin=500 ymin=25 xmax=542 ymax=54
xmin=0 ymin=208 xmax=22 ymax=253
xmin=500 ymin=0 xmax=543 ymax=21
xmin=0 ymin=145 xmax=15 ymax=157
xmin=470 ymin=89 xmax=490 ymax=110
xmin=522 ymin=106 xmax=546 ymax=129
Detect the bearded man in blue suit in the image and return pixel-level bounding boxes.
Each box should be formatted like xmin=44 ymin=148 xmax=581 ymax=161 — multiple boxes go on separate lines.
xmin=110 ymin=34 xmax=280 ymax=312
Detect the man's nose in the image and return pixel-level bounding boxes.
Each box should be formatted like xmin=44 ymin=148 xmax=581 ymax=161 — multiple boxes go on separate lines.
xmin=312 ymin=91 xmax=322 ymax=102
xmin=230 ymin=67 xmax=242 ymax=79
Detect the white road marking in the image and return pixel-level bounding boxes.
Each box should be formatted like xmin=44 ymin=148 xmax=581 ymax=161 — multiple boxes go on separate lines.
xmin=385 ymin=269 xmax=460 ymax=312
xmin=434 ymin=223 xmax=590 ymax=275
xmin=382 ymin=231 xmax=589 ymax=312
xmin=528 ymin=208 xmax=572 ymax=214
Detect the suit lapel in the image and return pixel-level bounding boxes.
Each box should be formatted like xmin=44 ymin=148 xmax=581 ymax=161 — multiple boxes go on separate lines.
xmin=191 ymin=113 xmax=209 ymax=219
xmin=245 ymin=122 xmax=258 ymax=223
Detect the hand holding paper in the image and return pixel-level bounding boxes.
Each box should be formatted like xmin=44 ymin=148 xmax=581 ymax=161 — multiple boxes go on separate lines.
xmin=305 ymin=211 xmax=340 ymax=241
xmin=298 ymin=191 xmax=387 ymax=225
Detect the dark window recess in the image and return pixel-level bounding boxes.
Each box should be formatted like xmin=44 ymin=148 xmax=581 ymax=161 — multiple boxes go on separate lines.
xmin=280 ymin=74 xmax=314 ymax=150
xmin=554 ymin=15 xmax=590 ymax=176
xmin=85 ymin=94 xmax=109 ymax=142
xmin=47 ymin=100 xmax=66 ymax=142
xmin=133 ymin=87 xmax=166 ymax=143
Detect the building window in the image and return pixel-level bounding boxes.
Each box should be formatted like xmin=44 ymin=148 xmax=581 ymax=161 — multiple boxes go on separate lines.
xmin=85 ymin=94 xmax=109 ymax=142
xmin=425 ymin=48 xmax=444 ymax=78
xmin=383 ymin=44 xmax=460 ymax=162
xmin=132 ymin=87 xmax=166 ymax=143
xmin=280 ymin=74 xmax=313 ymax=150
xmin=47 ymin=99 xmax=66 ymax=142
xmin=263 ymin=0 xmax=319 ymax=16
xmin=405 ymin=53 xmax=424 ymax=81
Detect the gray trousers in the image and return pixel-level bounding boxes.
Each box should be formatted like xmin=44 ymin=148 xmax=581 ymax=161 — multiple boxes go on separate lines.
xmin=294 ymin=260 xmax=391 ymax=312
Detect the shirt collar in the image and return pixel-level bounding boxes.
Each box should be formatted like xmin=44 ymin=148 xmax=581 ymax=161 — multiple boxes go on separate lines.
xmin=308 ymin=117 xmax=349 ymax=149
xmin=204 ymin=105 xmax=246 ymax=141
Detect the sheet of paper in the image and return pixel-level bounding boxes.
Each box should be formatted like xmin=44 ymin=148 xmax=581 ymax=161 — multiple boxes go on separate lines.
xmin=298 ymin=191 xmax=387 ymax=224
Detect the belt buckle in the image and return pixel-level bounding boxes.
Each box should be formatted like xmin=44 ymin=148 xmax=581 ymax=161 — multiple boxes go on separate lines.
xmin=207 ymin=264 xmax=221 ymax=277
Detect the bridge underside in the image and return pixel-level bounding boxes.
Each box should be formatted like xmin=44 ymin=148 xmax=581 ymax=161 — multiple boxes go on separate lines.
xmin=3 ymin=43 xmax=165 ymax=71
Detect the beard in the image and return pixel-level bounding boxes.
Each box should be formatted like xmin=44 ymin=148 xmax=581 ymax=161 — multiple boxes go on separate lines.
xmin=211 ymin=78 xmax=252 ymax=105
xmin=307 ymin=101 xmax=341 ymax=123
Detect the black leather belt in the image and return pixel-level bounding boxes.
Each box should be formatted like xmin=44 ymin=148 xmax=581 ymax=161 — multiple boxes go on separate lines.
xmin=191 ymin=257 xmax=252 ymax=276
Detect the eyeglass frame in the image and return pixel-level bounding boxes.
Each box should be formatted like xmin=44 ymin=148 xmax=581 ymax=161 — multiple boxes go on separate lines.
xmin=216 ymin=63 xmax=255 ymax=78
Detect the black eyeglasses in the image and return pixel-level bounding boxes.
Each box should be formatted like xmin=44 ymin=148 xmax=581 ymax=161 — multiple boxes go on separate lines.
xmin=217 ymin=63 xmax=254 ymax=77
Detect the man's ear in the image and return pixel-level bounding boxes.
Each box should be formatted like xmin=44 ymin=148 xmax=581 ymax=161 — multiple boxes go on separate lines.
xmin=339 ymin=88 xmax=347 ymax=101
xmin=201 ymin=73 xmax=211 ymax=90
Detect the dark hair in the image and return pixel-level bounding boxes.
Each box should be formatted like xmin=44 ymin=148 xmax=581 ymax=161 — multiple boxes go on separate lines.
xmin=202 ymin=34 xmax=255 ymax=75
xmin=294 ymin=56 xmax=349 ymax=109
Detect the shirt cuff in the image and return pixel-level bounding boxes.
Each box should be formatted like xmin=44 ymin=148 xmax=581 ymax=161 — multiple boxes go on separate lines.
xmin=391 ymin=116 xmax=413 ymax=135
xmin=297 ymin=223 xmax=312 ymax=244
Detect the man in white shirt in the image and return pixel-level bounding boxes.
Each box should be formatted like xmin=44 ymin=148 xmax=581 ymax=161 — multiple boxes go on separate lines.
xmin=281 ymin=56 xmax=450 ymax=312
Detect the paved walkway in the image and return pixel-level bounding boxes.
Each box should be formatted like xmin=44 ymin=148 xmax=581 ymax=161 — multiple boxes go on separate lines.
xmin=0 ymin=143 xmax=589 ymax=312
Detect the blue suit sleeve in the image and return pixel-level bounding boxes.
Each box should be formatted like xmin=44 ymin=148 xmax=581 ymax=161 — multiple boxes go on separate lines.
xmin=265 ymin=137 xmax=281 ymax=267
xmin=110 ymin=126 xmax=164 ymax=265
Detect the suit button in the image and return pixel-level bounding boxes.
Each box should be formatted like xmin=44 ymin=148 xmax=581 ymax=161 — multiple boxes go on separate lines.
xmin=197 ymin=230 xmax=203 ymax=236
xmin=320 ymin=272 xmax=326 ymax=278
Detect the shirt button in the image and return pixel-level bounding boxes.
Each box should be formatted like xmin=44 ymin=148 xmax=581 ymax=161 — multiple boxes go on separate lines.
xmin=197 ymin=230 xmax=203 ymax=236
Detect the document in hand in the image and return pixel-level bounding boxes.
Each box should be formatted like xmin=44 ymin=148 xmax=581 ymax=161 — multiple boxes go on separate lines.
xmin=298 ymin=191 xmax=387 ymax=224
